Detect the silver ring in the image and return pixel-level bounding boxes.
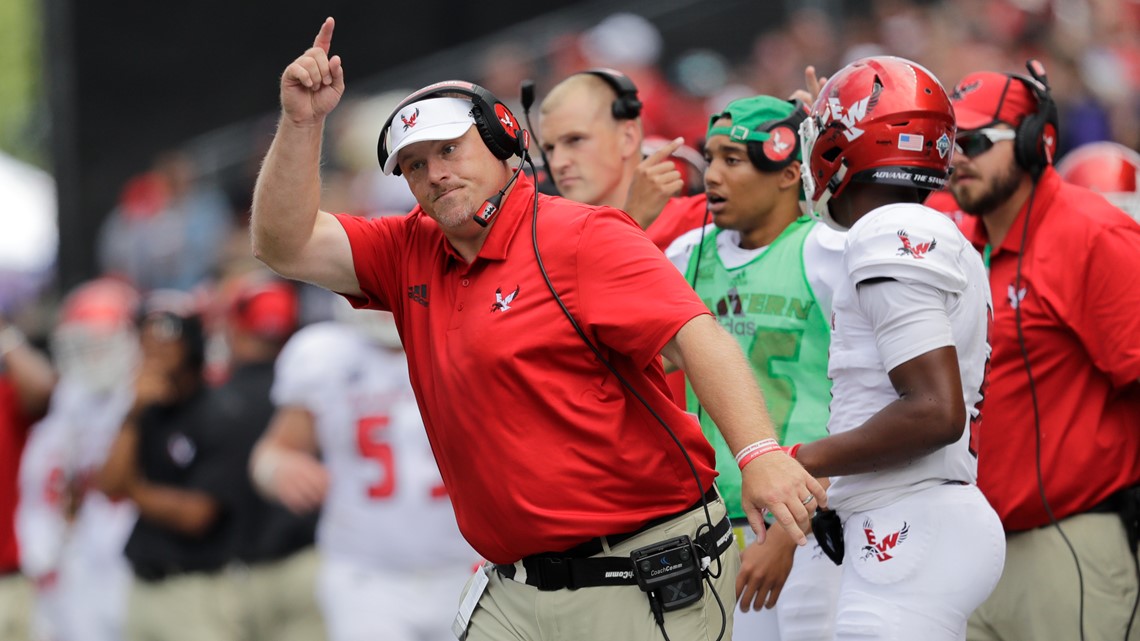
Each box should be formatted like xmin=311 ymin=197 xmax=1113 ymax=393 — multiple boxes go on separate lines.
xmin=801 ymin=495 xmax=815 ymax=506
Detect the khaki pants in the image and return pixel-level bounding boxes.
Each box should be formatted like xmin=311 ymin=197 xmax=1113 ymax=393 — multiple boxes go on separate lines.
xmin=968 ymin=512 xmax=1140 ymax=641
xmin=234 ymin=546 xmax=326 ymax=641
xmin=0 ymin=573 xmax=33 ymax=641
xmin=463 ymin=498 xmax=740 ymax=641
xmin=125 ymin=568 xmax=243 ymax=641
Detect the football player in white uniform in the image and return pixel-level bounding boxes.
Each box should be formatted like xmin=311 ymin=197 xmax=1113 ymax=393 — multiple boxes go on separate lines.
xmin=793 ymin=56 xmax=1005 ymax=640
xmin=250 ymin=302 xmax=477 ymax=641
xmin=17 ymin=278 xmax=140 ymax=641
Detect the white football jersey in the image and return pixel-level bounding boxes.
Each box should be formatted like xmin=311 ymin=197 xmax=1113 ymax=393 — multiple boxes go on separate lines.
xmin=17 ymin=376 xmax=137 ymax=641
xmin=826 ymin=203 xmax=991 ymax=515
xmin=272 ymin=322 xmax=475 ymax=571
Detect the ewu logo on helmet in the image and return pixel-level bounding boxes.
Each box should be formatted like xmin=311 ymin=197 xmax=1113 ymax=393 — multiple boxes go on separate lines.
xmin=819 ymin=83 xmax=881 ymax=142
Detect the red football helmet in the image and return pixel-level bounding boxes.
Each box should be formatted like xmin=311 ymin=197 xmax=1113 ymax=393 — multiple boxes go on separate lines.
xmin=52 ymin=278 xmax=141 ymax=392
xmin=1056 ymin=141 xmax=1140 ymax=220
xmin=800 ymin=56 xmax=956 ymax=230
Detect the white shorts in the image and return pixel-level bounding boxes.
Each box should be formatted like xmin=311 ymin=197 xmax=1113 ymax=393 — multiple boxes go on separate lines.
xmin=731 ymin=526 xmax=843 ymax=641
xmin=835 ymin=483 xmax=1005 ymax=641
xmin=317 ymin=555 xmax=475 ymax=641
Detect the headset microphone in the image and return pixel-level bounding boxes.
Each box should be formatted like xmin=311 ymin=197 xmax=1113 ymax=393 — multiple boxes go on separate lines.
xmin=475 ymin=129 xmax=530 ymax=227
xmin=520 ymin=79 xmax=536 ymax=112
xmin=520 ymin=79 xmax=556 ymax=191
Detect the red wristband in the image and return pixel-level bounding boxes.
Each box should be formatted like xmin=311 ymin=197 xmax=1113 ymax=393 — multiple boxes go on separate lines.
xmin=736 ymin=438 xmax=782 ymax=470
xmin=781 ymin=443 xmax=802 ymax=459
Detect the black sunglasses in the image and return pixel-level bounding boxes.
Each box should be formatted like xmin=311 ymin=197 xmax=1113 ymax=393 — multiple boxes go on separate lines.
xmin=955 ymin=128 xmax=1017 ymax=158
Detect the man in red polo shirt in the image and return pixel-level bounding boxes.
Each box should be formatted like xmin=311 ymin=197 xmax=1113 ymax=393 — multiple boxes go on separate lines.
xmin=250 ymin=18 xmax=825 ymax=641
xmin=931 ymin=62 xmax=1140 ymax=641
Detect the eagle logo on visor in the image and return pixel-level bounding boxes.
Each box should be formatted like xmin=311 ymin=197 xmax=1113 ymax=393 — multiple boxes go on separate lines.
xmin=400 ymin=108 xmax=420 ymax=132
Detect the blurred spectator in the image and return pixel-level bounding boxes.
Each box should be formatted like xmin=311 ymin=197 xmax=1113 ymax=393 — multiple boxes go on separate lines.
xmin=934 ymin=65 xmax=1140 ymax=641
xmin=213 ymin=274 xmax=323 ymax=641
xmin=18 ymin=277 xmax=140 ymax=641
xmin=97 ymin=150 xmax=235 ymax=293
xmin=98 ymin=292 xmax=241 ymax=641
xmin=251 ymin=301 xmax=477 ymax=641
xmin=0 ymin=312 xmax=55 ymax=641
xmin=1055 ymin=139 xmax=1140 ymax=220
xmin=577 ymin=12 xmax=706 ymax=142
xmin=477 ymin=41 xmax=535 ymax=122
xmin=326 ymin=91 xmax=418 ymax=217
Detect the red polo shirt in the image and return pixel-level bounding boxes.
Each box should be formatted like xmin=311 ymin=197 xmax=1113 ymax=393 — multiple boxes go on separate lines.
xmin=0 ymin=378 xmax=31 ymax=572
xmin=935 ymin=168 xmax=1140 ymax=531
xmin=646 ymin=194 xmax=709 ymax=251
xmin=335 ymin=173 xmax=717 ymax=563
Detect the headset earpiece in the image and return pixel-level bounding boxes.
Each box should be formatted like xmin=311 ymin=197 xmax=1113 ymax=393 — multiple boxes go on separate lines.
xmin=377 ymin=81 xmax=524 ymax=176
xmin=581 ymin=68 xmax=643 ymax=120
xmin=1011 ymin=60 xmax=1059 ymax=179
xmin=745 ymin=99 xmax=809 ymax=173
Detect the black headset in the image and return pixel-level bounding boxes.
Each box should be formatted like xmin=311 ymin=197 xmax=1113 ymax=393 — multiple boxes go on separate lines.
xmin=1008 ymin=60 xmax=1059 ymax=179
xmin=744 ymin=99 xmax=810 ymax=173
xmin=580 ymin=67 xmax=643 ymax=120
xmin=376 ymin=81 xmax=527 ymax=176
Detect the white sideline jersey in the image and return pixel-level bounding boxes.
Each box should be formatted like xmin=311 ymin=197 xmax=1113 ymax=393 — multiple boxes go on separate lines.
xmin=17 ymin=377 xmax=137 ymax=641
xmin=826 ymin=204 xmax=991 ymax=516
xmin=272 ymin=322 xmax=475 ymax=571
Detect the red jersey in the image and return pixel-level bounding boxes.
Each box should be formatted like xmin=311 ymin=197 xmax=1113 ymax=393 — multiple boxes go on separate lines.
xmin=0 ymin=377 xmax=31 ymax=571
xmin=646 ymin=194 xmax=709 ymax=251
xmin=932 ymin=168 xmax=1140 ymax=530
xmin=335 ymin=174 xmax=717 ymax=563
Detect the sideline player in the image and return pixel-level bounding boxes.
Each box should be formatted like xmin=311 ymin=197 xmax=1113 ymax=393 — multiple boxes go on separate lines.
xmin=795 ymin=56 xmax=1005 ymax=639
xmin=17 ymin=278 xmax=140 ymax=641
xmin=666 ymin=95 xmax=845 ymax=641
xmin=250 ymin=303 xmax=478 ymax=641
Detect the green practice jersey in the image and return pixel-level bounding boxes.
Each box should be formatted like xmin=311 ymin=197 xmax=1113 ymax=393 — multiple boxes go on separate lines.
xmin=683 ymin=218 xmax=832 ymax=520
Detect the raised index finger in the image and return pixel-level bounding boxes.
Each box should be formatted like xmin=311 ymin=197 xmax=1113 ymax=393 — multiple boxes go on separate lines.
xmin=645 ymin=137 xmax=685 ymax=165
xmin=313 ymin=17 xmax=335 ymax=53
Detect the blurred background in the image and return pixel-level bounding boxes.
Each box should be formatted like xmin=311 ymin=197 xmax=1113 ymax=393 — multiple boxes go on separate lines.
xmin=3 ymin=0 xmax=1140 ymax=329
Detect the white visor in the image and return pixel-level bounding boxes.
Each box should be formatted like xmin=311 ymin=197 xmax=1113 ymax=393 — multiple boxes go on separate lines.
xmin=383 ymin=97 xmax=476 ymax=175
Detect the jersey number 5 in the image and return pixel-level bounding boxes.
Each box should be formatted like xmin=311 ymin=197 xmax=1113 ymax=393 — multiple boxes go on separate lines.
xmin=355 ymin=415 xmax=448 ymax=500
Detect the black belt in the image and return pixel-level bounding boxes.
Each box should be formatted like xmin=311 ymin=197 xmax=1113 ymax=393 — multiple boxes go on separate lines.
xmin=495 ymin=488 xmax=732 ymax=591
xmin=132 ymin=562 xmax=224 ymax=583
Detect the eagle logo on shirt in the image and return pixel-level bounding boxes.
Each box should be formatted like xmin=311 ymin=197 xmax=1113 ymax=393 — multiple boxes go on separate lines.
xmin=400 ymin=108 xmax=420 ymax=131
xmin=490 ymin=286 xmax=520 ymax=312
xmin=897 ymin=229 xmax=937 ymax=259
xmin=859 ymin=518 xmax=909 ymax=562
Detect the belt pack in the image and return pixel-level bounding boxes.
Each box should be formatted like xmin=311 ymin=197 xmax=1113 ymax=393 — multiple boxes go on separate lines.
xmin=495 ymin=510 xmax=733 ymax=591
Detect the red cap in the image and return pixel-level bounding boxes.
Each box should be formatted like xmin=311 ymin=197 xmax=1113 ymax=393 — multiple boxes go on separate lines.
xmin=228 ymin=280 xmax=298 ymax=341
xmin=949 ymin=71 xmax=1039 ymax=131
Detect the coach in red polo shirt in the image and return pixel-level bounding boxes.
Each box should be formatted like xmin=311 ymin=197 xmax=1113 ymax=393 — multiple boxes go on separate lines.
xmin=250 ymin=18 xmax=824 ymax=641
xmin=929 ymin=63 xmax=1140 ymax=641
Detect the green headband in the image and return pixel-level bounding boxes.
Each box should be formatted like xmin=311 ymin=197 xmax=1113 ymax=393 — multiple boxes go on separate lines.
xmin=707 ymin=95 xmax=802 ymax=160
